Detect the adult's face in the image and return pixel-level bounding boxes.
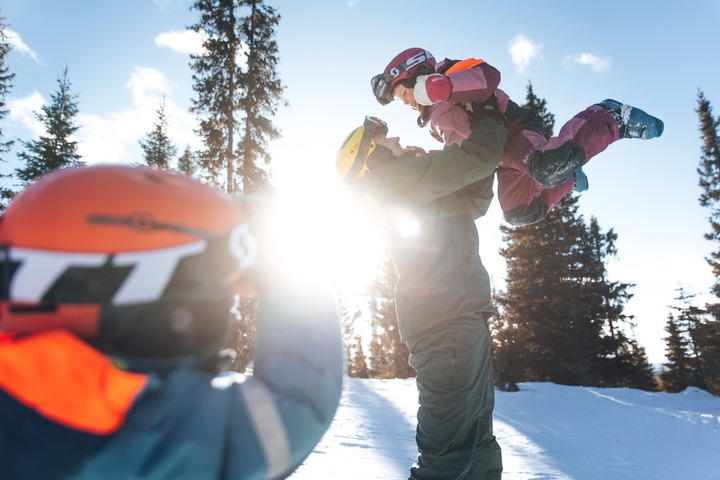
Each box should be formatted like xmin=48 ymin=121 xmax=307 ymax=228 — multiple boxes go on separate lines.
xmin=373 ymin=131 xmax=406 ymax=158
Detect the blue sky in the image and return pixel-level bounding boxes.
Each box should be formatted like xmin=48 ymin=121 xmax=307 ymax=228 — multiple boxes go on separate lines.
xmin=2 ymin=0 xmax=719 ymax=364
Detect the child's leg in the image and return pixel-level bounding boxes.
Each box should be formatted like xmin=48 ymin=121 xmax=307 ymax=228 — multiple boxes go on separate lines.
xmin=540 ymin=105 xmax=618 ymax=160
xmin=497 ymin=166 xmax=547 ymax=226
xmin=540 ymin=177 xmax=576 ymax=213
xmin=498 ymin=166 xmax=575 ymax=226
xmin=526 ymin=106 xmax=617 ymax=189
xmin=497 ymin=128 xmax=553 ymax=225
xmin=527 ymin=101 xmax=662 ymax=189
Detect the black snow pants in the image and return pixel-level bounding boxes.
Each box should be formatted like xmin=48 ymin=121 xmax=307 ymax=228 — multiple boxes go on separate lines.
xmin=405 ymin=312 xmax=502 ymax=480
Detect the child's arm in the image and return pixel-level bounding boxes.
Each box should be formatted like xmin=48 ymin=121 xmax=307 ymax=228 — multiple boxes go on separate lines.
xmin=414 ymin=61 xmax=501 ymax=106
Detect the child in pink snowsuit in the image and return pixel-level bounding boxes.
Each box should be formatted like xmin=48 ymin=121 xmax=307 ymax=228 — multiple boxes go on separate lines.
xmin=371 ymin=48 xmax=664 ymax=226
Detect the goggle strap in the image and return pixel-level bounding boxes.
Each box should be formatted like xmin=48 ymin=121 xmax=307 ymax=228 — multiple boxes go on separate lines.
xmin=348 ymin=127 xmax=375 ymax=181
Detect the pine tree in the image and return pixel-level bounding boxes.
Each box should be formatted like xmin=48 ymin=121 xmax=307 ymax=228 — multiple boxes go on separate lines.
xmin=695 ymin=91 xmax=720 ymax=395
xmin=236 ymin=0 xmax=285 ymax=194
xmin=337 ymin=296 xmax=370 ymax=378
xmin=223 ymin=296 xmax=258 ymax=373
xmin=493 ymin=83 xmax=646 ymax=389
xmin=623 ymin=342 xmax=658 ymax=391
xmin=139 ymin=97 xmax=177 ymax=169
xmin=176 ymin=146 xmax=197 ymax=176
xmin=189 ymin=0 xmax=239 ymax=191
xmin=696 ymin=91 xmax=720 ymax=297
xmin=189 ymin=1 xmax=286 ymax=372
xmin=494 ymin=196 xmax=603 ymax=386
xmin=693 ymin=314 xmax=720 ymax=395
xmin=367 ymin=255 xmax=414 ymax=379
xmin=582 ymin=218 xmax=654 ymax=389
xmin=525 ymin=81 xmax=555 ymax=139
xmin=15 ymin=66 xmax=82 ymax=184
xmin=0 ymin=12 xmax=15 ymax=207
xmin=348 ymin=337 xmax=370 ymax=378
xmin=676 ymin=289 xmax=707 ymax=389
xmin=659 ymin=288 xmax=718 ymax=392
xmin=189 ymin=0 xmax=285 ymax=194
xmin=660 ymin=313 xmax=692 ymax=392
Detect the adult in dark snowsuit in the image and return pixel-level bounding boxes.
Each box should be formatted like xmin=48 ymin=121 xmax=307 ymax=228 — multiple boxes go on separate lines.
xmin=337 ymin=115 xmax=507 ymax=479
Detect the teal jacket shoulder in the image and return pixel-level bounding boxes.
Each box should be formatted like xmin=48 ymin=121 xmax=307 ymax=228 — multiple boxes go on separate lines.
xmin=0 ymin=285 xmax=344 ymax=480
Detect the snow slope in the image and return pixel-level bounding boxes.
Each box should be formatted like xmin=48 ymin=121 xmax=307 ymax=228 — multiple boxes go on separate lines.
xmin=289 ymin=378 xmax=720 ymax=480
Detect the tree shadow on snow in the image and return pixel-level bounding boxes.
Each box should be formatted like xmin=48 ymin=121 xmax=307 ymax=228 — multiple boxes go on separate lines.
xmin=292 ymin=377 xmax=419 ymax=479
xmin=337 ymin=378 xmax=418 ymax=472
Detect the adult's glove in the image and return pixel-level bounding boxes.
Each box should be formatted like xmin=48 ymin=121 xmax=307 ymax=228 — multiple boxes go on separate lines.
xmin=413 ymin=74 xmax=452 ymax=106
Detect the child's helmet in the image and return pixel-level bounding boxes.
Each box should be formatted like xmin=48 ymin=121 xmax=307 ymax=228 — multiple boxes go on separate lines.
xmin=371 ymin=48 xmax=436 ymax=105
xmin=0 ymin=165 xmax=257 ymax=366
xmin=336 ymin=116 xmax=391 ymax=184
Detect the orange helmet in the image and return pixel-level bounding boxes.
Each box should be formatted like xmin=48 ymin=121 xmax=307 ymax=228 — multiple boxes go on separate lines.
xmin=0 ymin=165 xmax=257 ymax=366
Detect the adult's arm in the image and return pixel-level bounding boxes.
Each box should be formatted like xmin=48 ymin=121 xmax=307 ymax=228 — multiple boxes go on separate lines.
xmin=362 ymin=116 xmax=507 ymax=205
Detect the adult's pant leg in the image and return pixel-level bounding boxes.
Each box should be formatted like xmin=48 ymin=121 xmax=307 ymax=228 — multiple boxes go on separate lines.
xmin=407 ymin=315 xmax=502 ymax=480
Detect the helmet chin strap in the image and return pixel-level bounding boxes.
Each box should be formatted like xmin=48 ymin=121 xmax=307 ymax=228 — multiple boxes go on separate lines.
xmin=417 ymin=105 xmax=431 ymax=128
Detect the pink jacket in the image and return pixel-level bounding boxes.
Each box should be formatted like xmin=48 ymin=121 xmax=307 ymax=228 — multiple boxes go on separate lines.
xmin=428 ymin=59 xmax=502 ymax=145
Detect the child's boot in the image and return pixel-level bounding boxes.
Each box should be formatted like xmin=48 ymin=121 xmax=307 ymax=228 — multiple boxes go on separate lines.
xmin=598 ymin=99 xmax=664 ymax=139
xmin=573 ymin=167 xmax=589 ymax=193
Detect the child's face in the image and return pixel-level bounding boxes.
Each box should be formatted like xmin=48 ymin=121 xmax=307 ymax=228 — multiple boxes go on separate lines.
xmin=392 ymin=84 xmax=418 ymax=110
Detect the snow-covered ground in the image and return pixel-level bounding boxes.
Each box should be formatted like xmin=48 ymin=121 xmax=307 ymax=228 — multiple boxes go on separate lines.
xmin=289 ymin=378 xmax=720 ymax=480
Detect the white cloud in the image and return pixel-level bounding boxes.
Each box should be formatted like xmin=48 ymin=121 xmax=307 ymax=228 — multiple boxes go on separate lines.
xmin=6 ymin=67 xmax=199 ymax=168
xmin=563 ymin=52 xmax=611 ymax=72
xmin=508 ymin=34 xmax=542 ymax=74
xmin=155 ymin=29 xmax=204 ymax=55
xmin=8 ymin=92 xmax=45 ymax=137
xmin=125 ymin=66 xmax=174 ymax=106
xmin=155 ymin=30 xmax=250 ymax=70
xmin=5 ymin=29 xmax=41 ymax=63
xmin=71 ymin=66 xmax=199 ymax=164
xmin=76 ymin=102 xmax=199 ymax=165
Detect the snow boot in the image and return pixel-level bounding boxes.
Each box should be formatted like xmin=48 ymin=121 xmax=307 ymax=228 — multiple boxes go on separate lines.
xmin=598 ymin=99 xmax=664 ymax=139
xmin=528 ymin=140 xmax=587 ymax=189
xmin=573 ymin=167 xmax=589 ymax=193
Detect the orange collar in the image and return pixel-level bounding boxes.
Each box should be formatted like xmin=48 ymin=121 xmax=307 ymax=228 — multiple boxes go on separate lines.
xmin=0 ymin=330 xmax=148 ymax=434
xmin=445 ymin=58 xmax=486 ymax=75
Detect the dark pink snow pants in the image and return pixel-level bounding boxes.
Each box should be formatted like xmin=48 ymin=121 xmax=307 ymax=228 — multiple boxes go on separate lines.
xmin=499 ymin=105 xmax=619 ymax=225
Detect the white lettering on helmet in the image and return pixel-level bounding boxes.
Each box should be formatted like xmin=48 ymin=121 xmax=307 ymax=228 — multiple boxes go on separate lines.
xmin=228 ymin=223 xmax=257 ymax=271
xmin=9 ymin=248 xmax=107 ymax=302
xmin=111 ymin=241 xmax=207 ymax=304
xmin=406 ymin=51 xmax=428 ymax=68
xmin=8 ymin=241 xmax=208 ymax=305
xmin=7 ymin=226 xmax=257 ymax=306
xmin=389 ymin=51 xmax=428 ymax=79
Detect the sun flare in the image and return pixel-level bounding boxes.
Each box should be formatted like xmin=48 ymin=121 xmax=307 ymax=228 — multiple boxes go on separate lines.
xmin=263 ymin=183 xmax=386 ymax=295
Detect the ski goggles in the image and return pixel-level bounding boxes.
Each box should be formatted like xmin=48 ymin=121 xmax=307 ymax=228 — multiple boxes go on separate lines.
xmin=364 ymin=116 xmax=388 ymax=136
xmin=371 ymin=50 xmax=433 ymax=105
xmin=346 ymin=116 xmax=389 ymax=181
xmin=371 ymin=73 xmax=394 ymax=106
xmin=357 ymin=116 xmax=388 ymax=157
